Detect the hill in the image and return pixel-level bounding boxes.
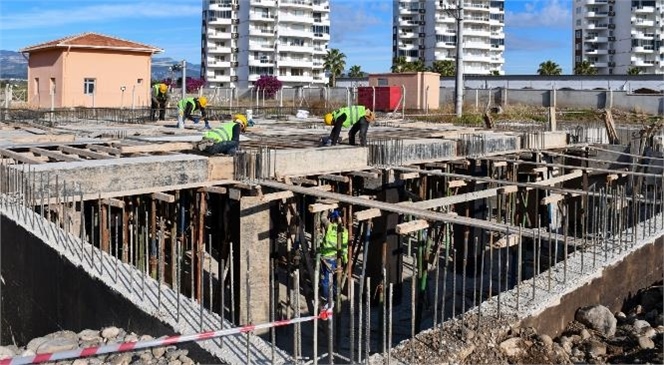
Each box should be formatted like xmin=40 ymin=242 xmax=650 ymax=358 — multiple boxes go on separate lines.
xmin=0 ymin=50 xmax=201 ymax=81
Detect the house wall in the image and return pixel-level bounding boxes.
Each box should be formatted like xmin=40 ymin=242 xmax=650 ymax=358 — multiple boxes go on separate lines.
xmin=27 ymin=50 xmax=64 ymax=109
xmin=62 ymin=49 xmax=151 ymax=108
xmin=367 ymin=72 xmax=440 ymax=110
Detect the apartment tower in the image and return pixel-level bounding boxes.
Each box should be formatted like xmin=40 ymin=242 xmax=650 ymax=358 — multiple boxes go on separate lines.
xmin=201 ymin=0 xmax=331 ymax=89
xmin=392 ymin=0 xmax=505 ymax=75
xmin=573 ymin=0 xmax=663 ymax=75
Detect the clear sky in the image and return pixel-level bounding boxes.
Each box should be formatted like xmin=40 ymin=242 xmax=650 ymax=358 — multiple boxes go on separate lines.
xmin=0 ymin=0 xmax=573 ymax=75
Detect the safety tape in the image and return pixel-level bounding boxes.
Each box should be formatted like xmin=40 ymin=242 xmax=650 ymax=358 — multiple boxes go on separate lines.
xmin=1 ymin=305 xmax=333 ymax=365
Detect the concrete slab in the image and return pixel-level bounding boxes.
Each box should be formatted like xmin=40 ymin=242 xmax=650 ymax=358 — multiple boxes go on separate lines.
xmin=14 ymin=154 xmax=210 ymax=196
xmin=521 ymin=131 xmax=568 ymax=150
xmin=457 ymin=132 xmax=521 ymax=156
xmin=399 ymin=138 xmax=457 ymax=165
xmin=271 ymin=146 xmax=369 ymax=178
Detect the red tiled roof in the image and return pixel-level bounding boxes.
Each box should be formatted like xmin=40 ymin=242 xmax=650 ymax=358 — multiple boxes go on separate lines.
xmin=20 ymin=32 xmax=163 ymax=54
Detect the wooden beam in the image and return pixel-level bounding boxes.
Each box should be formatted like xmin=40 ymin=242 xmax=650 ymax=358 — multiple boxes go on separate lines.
xmin=0 ymin=149 xmax=44 ymax=164
xmin=260 ymin=190 xmax=294 ymax=202
xmin=492 ymin=161 xmax=508 ymax=168
xmin=319 ymin=174 xmax=349 ymax=183
xmin=447 ymin=180 xmax=467 ymax=188
xmin=399 ymin=172 xmax=420 ymax=180
xmin=289 ymin=177 xmax=318 ymax=186
xmin=30 ymin=147 xmax=82 ymax=162
xmin=349 ymin=170 xmax=380 ymax=179
xmin=201 ymin=186 xmax=228 ymax=194
xmin=101 ymin=198 xmax=125 ymax=208
xmin=119 ymin=142 xmax=194 ymax=154
xmin=309 ymin=203 xmax=338 ymax=213
xmin=354 ymin=208 xmax=382 ymax=221
xmin=59 ymin=146 xmax=113 ymax=160
xmin=526 ymin=169 xmax=582 ymax=191
xmin=87 ymin=144 xmax=122 ymax=156
xmin=152 ymin=192 xmax=176 ymax=203
xmin=396 ymin=219 xmax=430 ymax=235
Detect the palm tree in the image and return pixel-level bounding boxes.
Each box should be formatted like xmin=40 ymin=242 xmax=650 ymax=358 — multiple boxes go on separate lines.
xmin=627 ymin=67 xmax=641 ymax=75
xmin=323 ymin=49 xmax=346 ymax=87
xmin=391 ymin=56 xmax=409 ymax=73
xmin=409 ymin=59 xmax=427 ymax=72
xmin=348 ymin=65 xmax=364 ymax=78
xmin=574 ymin=60 xmax=597 ymax=75
xmin=537 ymin=60 xmax=562 ymax=76
xmin=430 ymin=60 xmax=455 ymax=76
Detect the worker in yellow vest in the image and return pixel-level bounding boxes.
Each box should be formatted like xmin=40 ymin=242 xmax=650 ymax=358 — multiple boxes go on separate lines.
xmin=195 ymin=114 xmax=248 ymax=155
xmin=177 ymin=96 xmax=208 ymax=129
xmin=321 ymin=105 xmax=375 ymax=147
xmin=150 ymin=83 xmax=169 ymax=121
xmin=319 ymin=209 xmax=349 ymax=305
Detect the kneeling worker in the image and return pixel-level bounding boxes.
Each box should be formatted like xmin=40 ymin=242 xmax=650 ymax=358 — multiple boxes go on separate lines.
xmin=177 ymin=96 xmax=209 ymax=129
xmin=195 ymin=114 xmax=248 ymax=156
xmin=321 ymin=105 xmax=375 ymax=147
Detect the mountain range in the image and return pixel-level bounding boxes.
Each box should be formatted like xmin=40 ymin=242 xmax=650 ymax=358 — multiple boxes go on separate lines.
xmin=0 ymin=50 xmax=201 ymax=81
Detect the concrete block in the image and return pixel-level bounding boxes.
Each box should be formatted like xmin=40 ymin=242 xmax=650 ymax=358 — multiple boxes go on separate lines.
xmin=271 ymin=146 xmax=369 ymax=178
xmin=458 ymin=133 xmax=521 ymax=156
xmin=207 ymin=156 xmax=234 ymax=180
xmin=15 ymin=155 xmax=209 ymax=196
xmin=399 ymin=138 xmax=457 ymax=165
xmin=521 ymin=131 xmax=568 ymax=150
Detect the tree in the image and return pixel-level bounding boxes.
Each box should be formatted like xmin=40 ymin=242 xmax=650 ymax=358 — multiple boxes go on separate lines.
xmin=323 ymin=48 xmax=346 ymax=87
xmin=430 ymin=60 xmax=455 ymax=76
xmin=574 ymin=60 xmax=597 ymax=75
xmin=627 ymin=67 xmax=642 ymax=75
xmin=409 ymin=59 xmax=427 ymax=72
xmin=489 ymin=70 xmax=500 ymax=76
xmin=254 ymin=75 xmax=283 ymax=98
xmin=185 ymin=77 xmax=206 ymax=93
xmin=537 ymin=60 xmax=562 ymax=76
xmin=391 ymin=56 xmax=409 ymax=73
xmin=348 ymin=65 xmax=364 ymax=78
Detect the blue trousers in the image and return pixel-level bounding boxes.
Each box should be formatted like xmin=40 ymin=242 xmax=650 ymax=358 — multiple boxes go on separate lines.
xmin=320 ymin=258 xmax=337 ymax=304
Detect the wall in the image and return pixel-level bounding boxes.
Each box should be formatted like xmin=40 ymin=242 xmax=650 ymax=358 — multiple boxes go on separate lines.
xmin=367 ymin=72 xmax=440 ymax=110
xmin=62 ymin=49 xmax=152 ymax=108
xmin=27 ymin=50 xmax=63 ymax=109
xmin=0 ymin=215 xmax=217 ymax=362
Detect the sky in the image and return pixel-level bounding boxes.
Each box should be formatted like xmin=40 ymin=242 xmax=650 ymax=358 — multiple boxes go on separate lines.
xmin=0 ymin=0 xmax=573 ymax=75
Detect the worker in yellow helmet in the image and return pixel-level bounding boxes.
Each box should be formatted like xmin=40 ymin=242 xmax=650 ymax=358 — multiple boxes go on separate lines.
xmin=177 ymin=96 xmax=209 ymax=129
xmin=321 ymin=105 xmax=376 ymax=147
xmin=150 ymin=83 xmax=169 ymax=121
xmin=195 ymin=114 xmax=248 ymax=155
xmin=319 ymin=209 xmax=348 ymax=305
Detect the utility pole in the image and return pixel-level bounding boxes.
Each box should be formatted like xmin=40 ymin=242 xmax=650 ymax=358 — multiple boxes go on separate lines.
xmin=181 ymin=60 xmax=187 ymax=101
xmin=454 ymin=0 xmax=464 ymax=118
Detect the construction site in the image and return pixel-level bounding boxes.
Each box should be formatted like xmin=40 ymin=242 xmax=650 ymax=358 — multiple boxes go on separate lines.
xmin=0 ymin=91 xmax=663 ymax=364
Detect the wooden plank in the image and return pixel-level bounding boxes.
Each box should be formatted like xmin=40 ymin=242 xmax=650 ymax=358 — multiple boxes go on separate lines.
xmin=59 ymin=146 xmax=114 ymax=160
xmin=526 ymin=169 xmax=582 ymax=191
xmin=319 ymin=174 xmax=349 ymax=183
xmin=30 ymin=147 xmax=82 ymax=162
xmin=87 ymin=144 xmax=122 ymax=156
xmin=289 ymin=177 xmax=318 ymax=186
xmin=396 ymin=219 xmax=430 ymax=235
xmin=201 ymin=186 xmax=228 ymax=194
xmin=152 ymin=192 xmax=176 ymax=203
xmin=119 ymin=142 xmax=194 ymax=154
xmin=0 ymin=149 xmax=44 ymax=164
xmin=309 ymin=203 xmax=338 ymax=213
xmin=492 ymin=161 xmax=508 ymax=168
xmin=102 ymin=198 xmax=125 ymax=209
xmin=9 ymin=134 xmax=76 ymax=144
xmin=260 ymin=190 xmax=294 ymax=202
xmin=399 ymin=172 xmax=421 ymax=180
xmin=448 ymin=180 xmax=467 ymax=188
xmin=354 ymin=208 xmax=382 ymax=221
xmin=349 ymin=170 xmax=380 ymax=179
xmin=314 ymin=185 xmax=333 ymax=191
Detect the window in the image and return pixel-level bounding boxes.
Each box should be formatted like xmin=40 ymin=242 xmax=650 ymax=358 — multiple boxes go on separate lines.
xmin=50 ymin=78 xmax=55 ymax=94
xmin=84 ymin=78 xmax=95 ymax=94
xmin=34 ymin=78 xmax=39 ymax=95
xmin=137 ymin=78 xmax=143 ymax=84
xmin=378 ymin=78 xmax=388 ymax=86
xmin=291 ymin=68 xmax=303 ymax=76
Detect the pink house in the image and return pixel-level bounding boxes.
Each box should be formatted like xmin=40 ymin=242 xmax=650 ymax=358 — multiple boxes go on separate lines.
xmin=21 ymin=33 xmax=163 ymax=109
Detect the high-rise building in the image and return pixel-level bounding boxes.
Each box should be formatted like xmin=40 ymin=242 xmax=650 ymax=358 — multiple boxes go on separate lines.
xmin=392 ymin=0 xmax=505 ymax=75
xmin=201 ymin=0 xmax=331 ymax=89
xmin=573 ymin=0 xmax=663 ymax=75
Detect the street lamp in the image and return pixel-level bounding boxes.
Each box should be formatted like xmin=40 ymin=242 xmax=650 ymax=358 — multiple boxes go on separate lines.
xmin=120 ymin=86 xmax=126 ymax=109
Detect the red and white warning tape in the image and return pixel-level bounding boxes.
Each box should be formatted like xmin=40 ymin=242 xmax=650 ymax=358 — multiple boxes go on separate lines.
xmin=1 ymin=306 xmax=333 ymax=365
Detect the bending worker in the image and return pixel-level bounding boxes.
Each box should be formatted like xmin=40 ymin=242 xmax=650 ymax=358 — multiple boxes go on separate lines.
xmin=319 ymin=209 xmax=349 ymax=306
xmin=321 ymin=105 xmax=375 ymax=147
xmin=195 ymin=114 xmax=248 ymax=156
xmin=177 ymin=96 xmax=208 ymax=129
xmin=150 ymin=83 xmax=169 ymax=121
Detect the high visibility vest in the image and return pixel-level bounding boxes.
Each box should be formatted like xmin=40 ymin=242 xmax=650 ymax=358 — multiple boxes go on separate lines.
xmin=332 ymin=105 xmax=366 ymax=128
xmin=177 ymin=97 xmax=197 ymax=112
xmin=321 ymin=223 xmax=349 ymax=260
xmin=203 ymin=122 xmax=236 ymax=143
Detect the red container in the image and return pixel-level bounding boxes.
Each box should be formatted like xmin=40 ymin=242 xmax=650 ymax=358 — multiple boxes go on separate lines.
xmin=357 ymin=86 xmax=402 ymax=112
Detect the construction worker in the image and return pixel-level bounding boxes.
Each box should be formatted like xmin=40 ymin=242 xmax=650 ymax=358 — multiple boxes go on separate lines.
xmin=150 ymin=83 xmax=169 ymax=121
xmin=177 ymin=96 xmax=208 ymax=129
xmin=319 ymin=209 xmax=348 ymax=306
xmin=321 ymin=105 xmax=375 ymax=147
xmin=195 ymin=114 xmax=248 ymax=156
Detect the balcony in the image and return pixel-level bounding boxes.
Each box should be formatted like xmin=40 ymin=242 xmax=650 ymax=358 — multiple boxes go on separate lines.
xmin=278 ymin=58 xmax=312 ymax=67
xmin=634 ymin=6 xmax=656 ymax=14
xmin=398 ymin=43 xmax=418 ymax=50
xmin=632 ymin=31 xmax=655 ymax=39
xmin=280 ymin=0 xmax=313 ymax=9
xmin=490 ymin=44 xmax=505 ymax=51
xmin=209 ymin=60 xmax=231 ymax=68
xmin=464 ymin=2 xmax=490 ymax=10
xmin=278 ymin=13 xmax=314 ymax=23
xmin=208 ymin=32 xmax=232 ymax=40
xmin=313 ymin=46 xmax=327 ymax=54
xmin=249 ymin=58 xmax=274 ymax=66
xmin=586 ymin=11 xmax=609 ymax=17
xmin=633 ymin=45 xmax=655 ymax=53
xmin=465 ymin=28 xmax=491 ymax=37
xmin=399 ymin=32 xmax=418 ymax=39
xmin=587 ymin=23 xmax=608 ymax=29
xmin=585 ymin=0 xmax=607 ymax=4
xmin=209 ymin=75 xmax=232 ymax=82
xmin=278 ymin=43 xmax=311 ymax=52
xmin=466 ymin=41 xmax=491 ymax=50
xmin=208 ymin=17 xmax=232 ymax=25
xmin=465 ymin=16 xmax=490 ymax=24
xmin=592 ymin=62 xmax=608 ymax=68
xmin=278 ymin=75 xmax=314 ymax=83
xmin=207 ymin=46 xmax=232 ymax=54
xmin=586 ymin=48 xmax=608 ymax=55
xmin=279 ymin=28 xmax=314 ymax=37
xmin=249 ymin=42 xmax=274 ymax=51
xmin=249 ymin=13 xmax=276 ymax=21
xmin=465 ymin=53 xmax=490 ymax=62
xmin=436 ymin=41 xmax=456 ymax=48
xmin=313 ymin=32 xmax=330 ymax=40
xmin=251 ymin=0 xmax=277 ymax=6
xmin=632 ymin=19 xmax=655 ymax=27
xmin=633 ymin=59 xmax=657 ymax=66
xmin=399 ymin=19 xmax=421 ymax=27
xmin=312 ymin=1 xmax=329 ymax=11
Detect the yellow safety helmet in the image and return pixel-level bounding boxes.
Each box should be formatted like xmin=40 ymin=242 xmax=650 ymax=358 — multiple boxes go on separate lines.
xmin=198 ymin=96 xmax=208 ymax=108
xmin=324 ymin=113 xmax=333 ymax=126
xmin=234 ymin=114 xmax=248 ymax=131
xmin=158 ymin=83 xmax=168 ymax=93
